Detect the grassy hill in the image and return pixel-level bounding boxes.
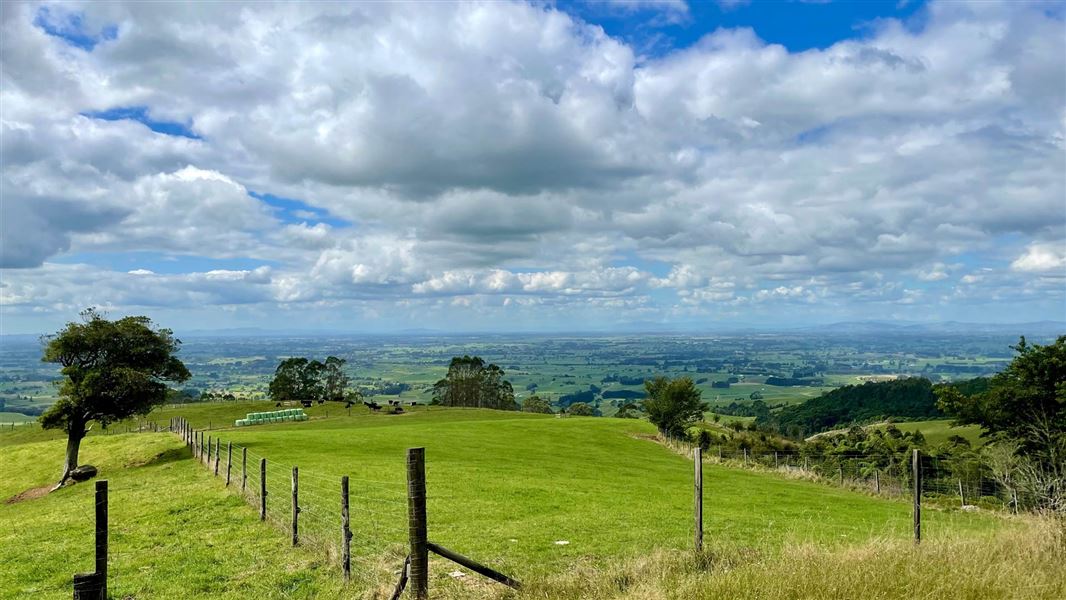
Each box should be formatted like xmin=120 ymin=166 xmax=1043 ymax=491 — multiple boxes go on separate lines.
xmin=1 ymin=403 xmax=1060 ymax=599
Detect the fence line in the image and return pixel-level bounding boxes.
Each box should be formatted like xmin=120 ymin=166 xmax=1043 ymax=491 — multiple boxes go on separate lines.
xmin=69 ymin=416 xmax=1017 ymax=597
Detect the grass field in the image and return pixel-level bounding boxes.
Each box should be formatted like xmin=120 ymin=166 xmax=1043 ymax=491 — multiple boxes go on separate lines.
xmin=0 ymin=411 xmax=35 ymax=425
xmin=0 ymin=403 xmax=1058 ymax=599
xmin=869 ymin=420 xmax=986 ymax=446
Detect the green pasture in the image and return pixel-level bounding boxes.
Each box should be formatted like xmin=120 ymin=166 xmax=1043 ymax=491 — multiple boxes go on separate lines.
xmin=0 ymin=404 xmax=1015 ymax=598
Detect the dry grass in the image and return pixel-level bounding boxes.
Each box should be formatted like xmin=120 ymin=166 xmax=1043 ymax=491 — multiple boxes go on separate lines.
xmin=432 ymin=516 xmax=1065 ymax=600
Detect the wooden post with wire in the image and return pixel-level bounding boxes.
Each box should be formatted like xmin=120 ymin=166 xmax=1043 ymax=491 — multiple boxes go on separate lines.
xmin=260 ymin=458 xmax=268 ymax=521
xmin=958 ymin=479 xmax=965 ymax=507
xmin=694 ymin=447 xmax=703 ymax=552
xmin=214 ymin=438 xmax=220 ymax=476
xmin=242 ymin=447 xmax=248 ymax=493
xmin=226 ymin=442 xmax=233 ymax=486
xmin=774 ymin=451 xmax=779 ymax=469
xmin=74 ymin=479 xmax=108 ymax=599
xmin=341 ymin=475 xmax=352 ymax=582
xmin=875 ymin=469 xmax=880 ymax=494
xmin=912 ymin=449 xmax=921 ymax=544
xmin=292 ymin=466 xmax=300 ymax=546
xmin=407 ymin=448 xmax=429 ymax=600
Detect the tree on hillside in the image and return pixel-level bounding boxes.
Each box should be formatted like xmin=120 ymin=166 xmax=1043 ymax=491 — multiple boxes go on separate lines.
xmin=269 ymin=358 xmax=322 ymax=403
xmin=432 ymin=356 xmax=517 ymax=410
xmin=642 ymin=376 xmax=707 ymax=438
xmin=41 ymin=309 xmax=190 ymax=489
xmin=567 ymin=402 xmax=595 ymax=416
xmin=322 ymin=356 xmax=350 ymax=403
xmin=935 ymin=336 xmax=1065 ymax=505
xmin=522 ymin=395 xmax=553 ymax=414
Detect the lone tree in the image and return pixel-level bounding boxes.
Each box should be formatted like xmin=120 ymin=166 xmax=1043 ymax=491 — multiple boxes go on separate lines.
xmin=432 ymin=355 xmax=517 ymax=410
xmin=566 ymin=402 xmax=595 ymax=416
xmin=522 ymin=395 xmax=553 ymax=414
xmin=642 ymin=376 xmax=707 ymax=438
xmin=41 ymin=309 xmax=190 ymax=489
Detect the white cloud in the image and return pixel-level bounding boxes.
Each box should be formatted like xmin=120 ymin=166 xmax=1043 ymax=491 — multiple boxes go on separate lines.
xmin=1011 ymin=243 xmax=1066 ymax=273
xmin=0 ymin=0 xmax=1063 ymax=330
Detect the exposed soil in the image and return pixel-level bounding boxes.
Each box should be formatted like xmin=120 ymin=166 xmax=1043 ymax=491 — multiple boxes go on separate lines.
xmin=5 ymin=485 xmax=51 ymax=504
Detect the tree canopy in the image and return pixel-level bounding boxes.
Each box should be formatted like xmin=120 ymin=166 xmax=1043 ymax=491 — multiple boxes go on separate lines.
xmin=567 ymin=402 xmax=595 ymax=416
xmin=936 ymin=336 xmax=1065 ymax=468
xmin=522 ymin=395 xmax=553 ymax=414
xmin=641 ymin=376 xmax=706 ymax=438
xmin=763 ymin=377 xmax=944 ymax=437
xmin=41 ymin=309 xmax=190 ymax=486
xmin=268 ymin=356 xmax=353 ymax=404
xmin=432 ymin=355 xmax=517 ymax=410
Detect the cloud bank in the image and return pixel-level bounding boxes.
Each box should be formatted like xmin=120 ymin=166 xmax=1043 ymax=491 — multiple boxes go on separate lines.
xmin=1 ymin=0 xmax=1063 ymax=332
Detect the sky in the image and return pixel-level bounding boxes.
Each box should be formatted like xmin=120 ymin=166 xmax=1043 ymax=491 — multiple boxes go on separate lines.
xmin=1 ymin=0 xmax=1064 ymax=335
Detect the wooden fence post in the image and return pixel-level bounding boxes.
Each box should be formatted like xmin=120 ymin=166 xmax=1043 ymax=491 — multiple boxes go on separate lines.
xmin=958 ymin=480 xmax=965 ymax=507
xmin=875 ymin=469 xmax=880 ymax=494
xmin=743 ymin=448 xmax=748 ymax=464
xmin=96 ymin=480 xmax=108 ymax=597
xmin=804 ymin=456 xmax=808 ymax=471
xmin=774 ymin=451 xmax=779 ymax=469
xmin=292 ymin=466 xmax=300 ymax=546
xmin=694 ymin=447 xmax=703 ymax=553
xmin=214 ymin=438 xmax=220 ymax=476
xmin=341 ymin=475 xmax=351 ymax=583
xmin=260 ymin=458 xmax=268 ymax=521
xmin=912 ymin=449 xmax=921 ymax=544
xmin=407 ymin=448 xmax=429 ymax=600
xmin=226 ymin=442 xmax=233 ymax=487
xmin=839 ymin=464 xmax=844 ymax=486
xmin=242 ymin=447 xmax=248 ymax=493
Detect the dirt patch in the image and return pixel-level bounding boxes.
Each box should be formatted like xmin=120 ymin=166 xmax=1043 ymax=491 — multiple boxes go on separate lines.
xmin=5 ymin=485 xmax=52 ymax=504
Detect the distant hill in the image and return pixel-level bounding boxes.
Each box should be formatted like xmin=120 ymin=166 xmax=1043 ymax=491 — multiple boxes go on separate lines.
xmin=763 ymin=377 xmax=945 ymax=437
xmin=800 ymin=320 xmax=1065 ymax=336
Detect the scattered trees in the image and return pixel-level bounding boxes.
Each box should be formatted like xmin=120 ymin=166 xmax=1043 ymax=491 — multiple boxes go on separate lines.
xmin=642 ymin=376 xmax=706 ymax=438
xmin=432 ymin=356 xmax=517 ymax=410
xmin=41 ymin=309 xmax=190 ymax=488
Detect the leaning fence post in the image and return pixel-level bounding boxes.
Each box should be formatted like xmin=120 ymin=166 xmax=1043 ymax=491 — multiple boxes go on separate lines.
xmin=341 ymin=475 xmax=352 ymax=582
xmin=226 ymin=442 xmax=233 ymax=486
xmin=407 ymin=448 xmax=429 ymax=600
xmin=292 ymin=466 xmax=300 ymax=546
xmin=958 ymin=479 xmax=965 ymax=507
xmin=912 ymin=449 xmax=921 ymax=544
xmin=694 ymin=447 xmax=703 ymax=552
xmin=260 ymin=458 xmax=268 ymax=521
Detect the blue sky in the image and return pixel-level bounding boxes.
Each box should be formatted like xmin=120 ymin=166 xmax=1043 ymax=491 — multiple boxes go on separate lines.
xmin=1 ymin=0 xmax=1063 ymax=334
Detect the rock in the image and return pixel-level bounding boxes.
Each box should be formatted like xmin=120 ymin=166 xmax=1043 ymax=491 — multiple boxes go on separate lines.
xmin=70 ymin=465 xmax=98 ymax=482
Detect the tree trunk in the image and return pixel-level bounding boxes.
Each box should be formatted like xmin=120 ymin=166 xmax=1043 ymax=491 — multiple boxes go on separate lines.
xmin=53 ymin=425 xmax=86 ymax=490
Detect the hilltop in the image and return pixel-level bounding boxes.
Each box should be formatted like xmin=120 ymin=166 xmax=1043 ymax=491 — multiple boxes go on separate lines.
xmin=3 ymin=403 xmax=1061 ymax=599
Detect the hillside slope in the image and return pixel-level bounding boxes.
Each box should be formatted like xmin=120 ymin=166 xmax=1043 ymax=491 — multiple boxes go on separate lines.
xmin=1 ymin=404 xmax=1054 ymax=599
xmin=767 ymin=378 xmax=943 ymax=436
